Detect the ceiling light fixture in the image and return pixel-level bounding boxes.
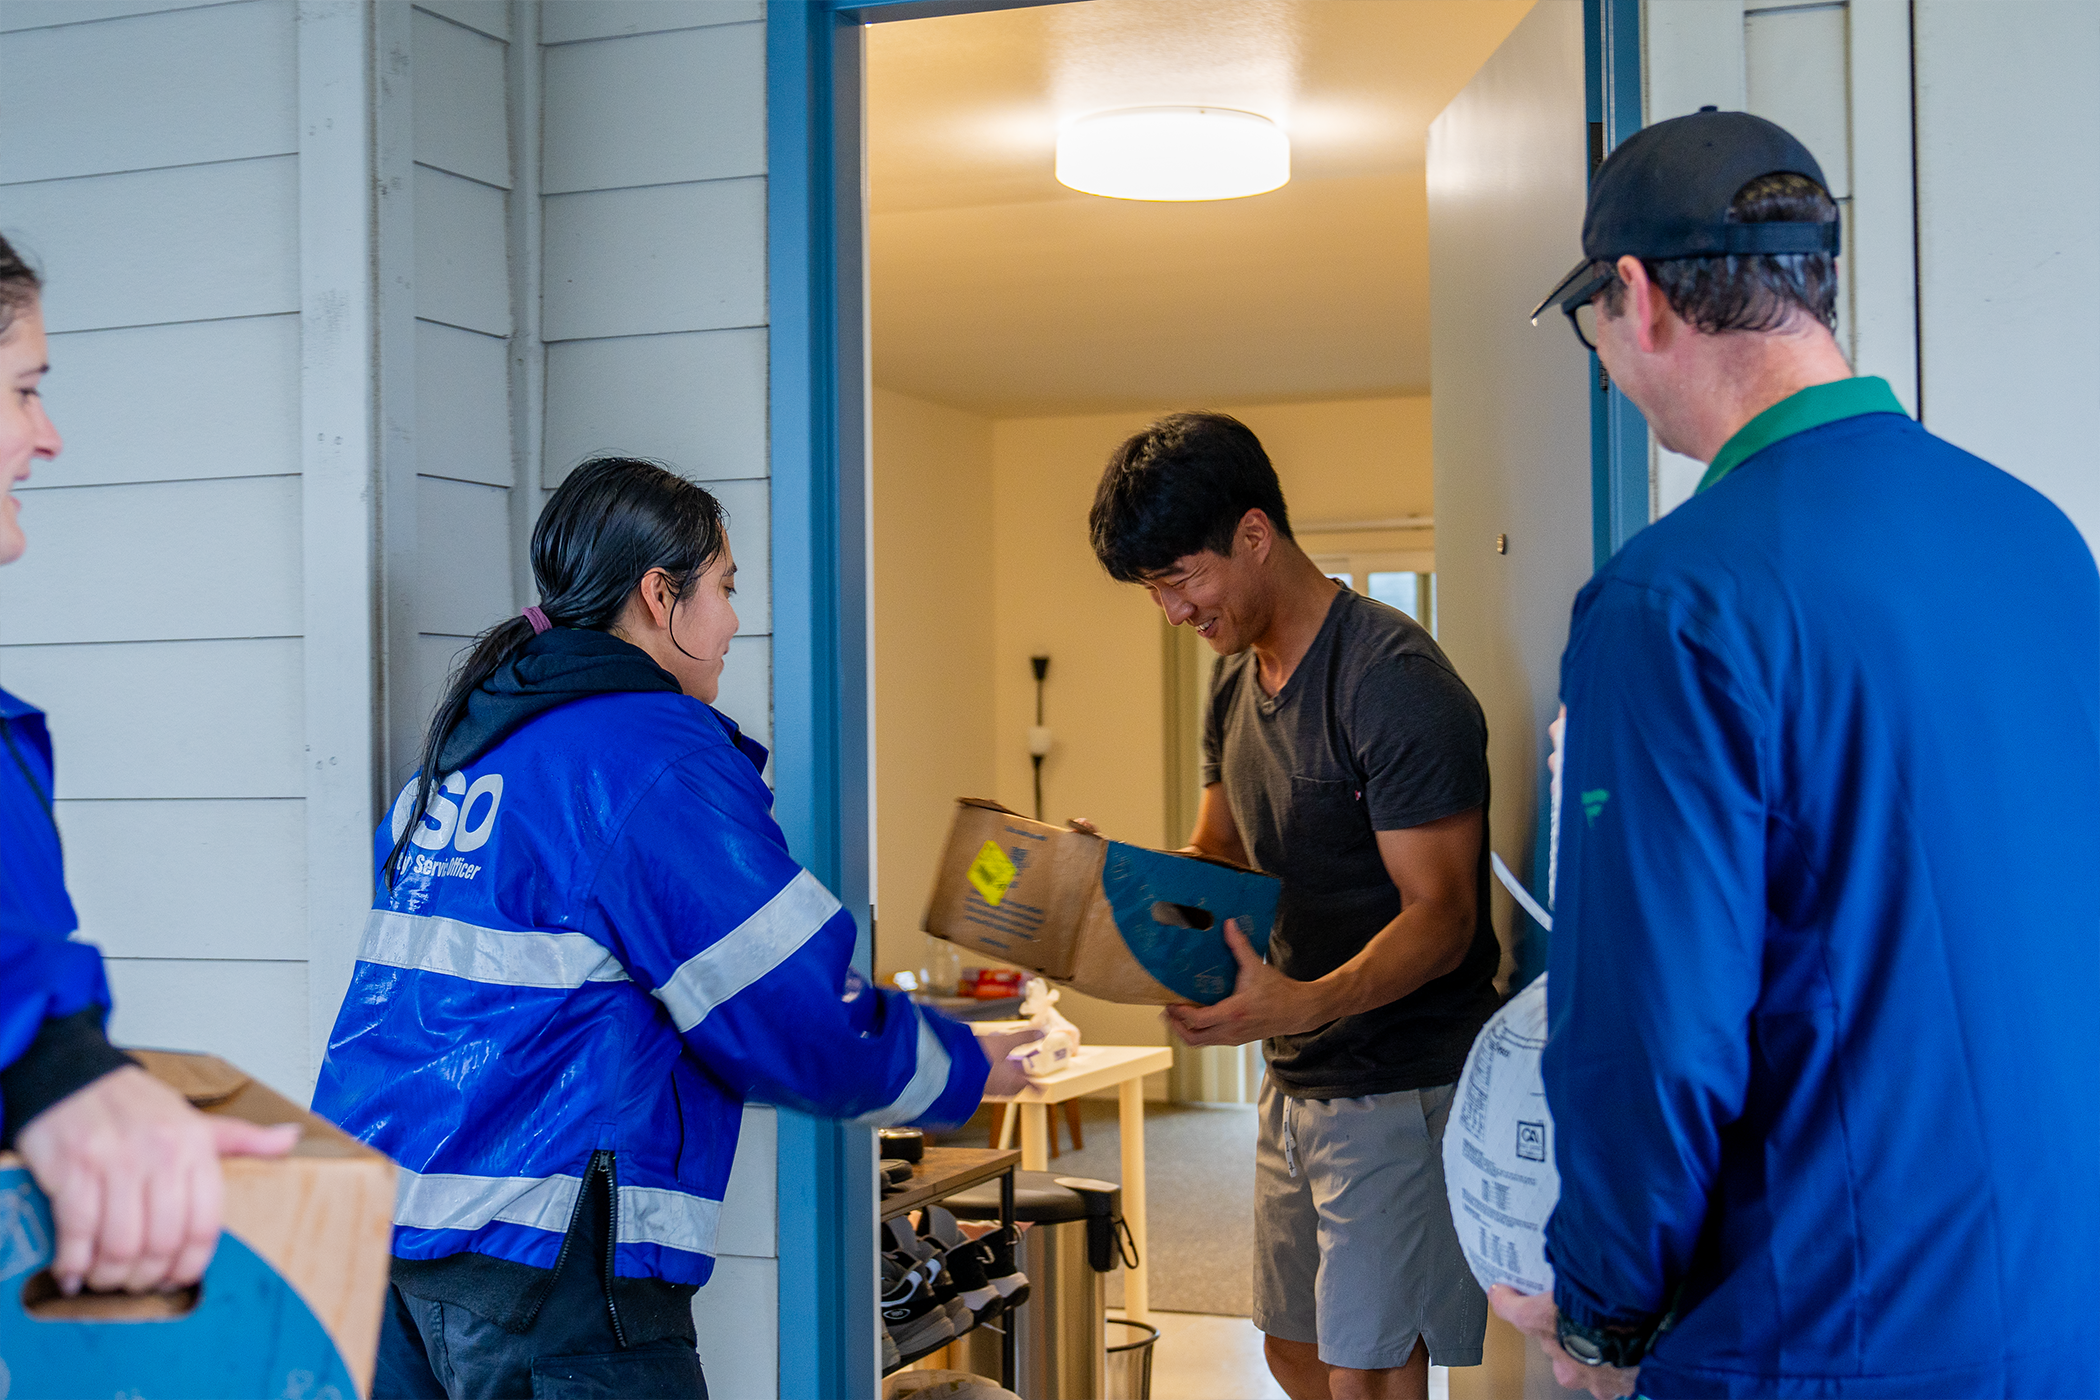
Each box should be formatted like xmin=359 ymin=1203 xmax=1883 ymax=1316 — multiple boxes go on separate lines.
xmin=1056 ymin=107 xmax=1290 ymax=202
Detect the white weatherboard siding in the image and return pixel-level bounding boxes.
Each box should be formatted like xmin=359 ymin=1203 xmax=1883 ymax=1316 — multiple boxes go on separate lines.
xmin=1642 ymin=1 xmax=2099 ymax=557
xmin=537 ymin=8 xmax=777 ymax=1389
xmin=5 ymin=0 xmax=785 ymax=1383
xmin=0 ymin=0 xmax=314 ymax=1099
xmin=409 ymin=1 xmax=520 ymax=762
xmin=1643 ymin=0 xmax=1920 ymax=518
xmin=1915 ymin=1 xmax=2100 ymax=559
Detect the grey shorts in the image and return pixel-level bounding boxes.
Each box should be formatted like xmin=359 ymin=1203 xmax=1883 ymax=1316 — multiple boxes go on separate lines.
xmin=1252 ymin=1076 xmax=1488 ymax=1371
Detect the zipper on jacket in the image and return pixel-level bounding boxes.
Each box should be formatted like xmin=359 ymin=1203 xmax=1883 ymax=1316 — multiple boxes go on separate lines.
xmin=593 ymin=1149 xmax=630 ymax=1349
xmin=541 ymin=1160 xmax=592 ymax=1308
xmin=540 ymin=1148 xmax=627 ymax=1347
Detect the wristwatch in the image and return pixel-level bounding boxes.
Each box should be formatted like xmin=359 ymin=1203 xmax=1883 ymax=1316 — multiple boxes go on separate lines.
xmin=1556 ymin=1311 xmax=1651 ymax=1369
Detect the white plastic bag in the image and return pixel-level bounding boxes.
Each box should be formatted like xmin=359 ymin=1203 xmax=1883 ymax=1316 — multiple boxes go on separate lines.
xmin=1009 ymin=978 xmax=1081 ymax=1078
xmin=1443 ymin=974 xmax=1559 ymax=1296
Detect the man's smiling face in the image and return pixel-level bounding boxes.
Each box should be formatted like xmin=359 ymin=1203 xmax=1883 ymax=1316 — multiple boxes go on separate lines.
xmin=1139 ymin=539 xmax=1267 ymax=655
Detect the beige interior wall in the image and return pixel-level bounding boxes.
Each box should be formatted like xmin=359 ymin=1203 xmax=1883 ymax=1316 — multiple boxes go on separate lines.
xmin=870 ymin=388 xmax=998 ymax=979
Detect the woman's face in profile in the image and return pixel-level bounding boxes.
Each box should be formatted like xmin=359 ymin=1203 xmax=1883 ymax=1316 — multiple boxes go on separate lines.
xmin=668 ymin=539 xmax=740 ymax=705
xmin=0 ymin=302 xmax=61 ymax=567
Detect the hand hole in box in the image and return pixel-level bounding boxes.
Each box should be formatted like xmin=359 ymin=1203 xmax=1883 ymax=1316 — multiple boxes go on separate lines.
xmin=1149 ymin=902 xmax=1214 ymax=930
xmin=20 ymin=1268 xmax=200 ymax=1322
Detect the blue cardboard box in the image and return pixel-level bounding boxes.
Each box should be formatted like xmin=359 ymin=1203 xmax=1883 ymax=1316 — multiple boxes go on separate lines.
xmin=922 ymin=799 xmax=1280 ymax=1005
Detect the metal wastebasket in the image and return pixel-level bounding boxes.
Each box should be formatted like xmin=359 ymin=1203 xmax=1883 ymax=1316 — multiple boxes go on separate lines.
xmin=1104 ymin=1318 xmax=1158 ymax=1400
xmin=947 ymin=1172 xmax=1129 ymax=1400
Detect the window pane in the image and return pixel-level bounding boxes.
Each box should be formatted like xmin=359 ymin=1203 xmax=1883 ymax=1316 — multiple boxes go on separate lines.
xmin=1367 ymin=570 xmax=1419 ymax=620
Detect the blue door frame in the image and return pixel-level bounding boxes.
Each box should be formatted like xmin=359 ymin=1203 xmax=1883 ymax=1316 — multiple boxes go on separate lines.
xmin=1587 ymin=0 xmax=1649 ymax=567
xmin=767 ymin=5 xmax=872 ymax=1394
xmin=766 ymin=3 xmax=1065 ymax=1393
xmin=769 ymin=0 xmax=1642 ymax=1387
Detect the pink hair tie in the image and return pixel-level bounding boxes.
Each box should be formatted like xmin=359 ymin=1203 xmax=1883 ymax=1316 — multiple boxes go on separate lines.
xmin=522 ymin=605 xmax=552 ymax=635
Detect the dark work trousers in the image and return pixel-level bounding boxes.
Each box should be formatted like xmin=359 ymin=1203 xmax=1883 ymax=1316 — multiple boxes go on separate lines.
xmin=374 ymin=1173 xmax=708 ymax=1400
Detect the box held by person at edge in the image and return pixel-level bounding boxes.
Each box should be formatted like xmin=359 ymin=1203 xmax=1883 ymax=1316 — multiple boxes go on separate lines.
xmin=923 ymin=798 xmax=1280 ymax=1006
xmin=0 ymin=1049 xmax=397 ymax=1399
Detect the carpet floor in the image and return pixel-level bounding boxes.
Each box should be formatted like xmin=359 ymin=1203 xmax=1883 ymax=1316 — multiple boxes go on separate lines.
xmin=940 ymin=1099 xmax=1259 ymax=1317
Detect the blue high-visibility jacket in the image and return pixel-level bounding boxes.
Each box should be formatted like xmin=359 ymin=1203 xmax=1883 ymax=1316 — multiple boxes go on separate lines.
xmin=314 ymin=690 xmax=988 ymax=1287
xmin=0 ymin=689 xmax=114 ymax=1097
xmin=1546 ymin=388 xmax=2100 ymax=1397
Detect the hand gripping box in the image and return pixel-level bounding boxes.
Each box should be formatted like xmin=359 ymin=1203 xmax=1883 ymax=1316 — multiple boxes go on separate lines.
xmin=0 ymin=1050 xmax=396 ymax=1399
xmin=923 ymin=799 xmax=1281 ymax=1005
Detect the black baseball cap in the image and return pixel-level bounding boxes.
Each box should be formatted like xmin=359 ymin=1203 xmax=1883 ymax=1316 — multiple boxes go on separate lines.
xmin=1530 ymin=108 xmax=1839 ymax=323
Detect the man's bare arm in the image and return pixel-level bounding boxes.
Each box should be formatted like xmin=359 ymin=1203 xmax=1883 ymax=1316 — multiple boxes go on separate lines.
xmin=1182 ymin=783 xmax=1252 ymax=867
xmin=1166 ymin=807 xmax=1482 ymax=1046
xmin=1313 ymin=808 xmax=1481 ymax=1020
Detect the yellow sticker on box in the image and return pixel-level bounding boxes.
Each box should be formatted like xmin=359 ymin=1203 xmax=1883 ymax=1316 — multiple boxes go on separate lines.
xmin=967 ymin=840 xmax=1019 ymax=906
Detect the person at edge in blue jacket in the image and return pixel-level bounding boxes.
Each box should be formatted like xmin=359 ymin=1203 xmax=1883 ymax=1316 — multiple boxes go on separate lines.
xmin=1492 ymin=111 xmax=2100 ymax=1398
xmin=315 ymin=457 xmax=1038 ymax=1399
xmin=0 ymin=236 xmax=299 ymax=1302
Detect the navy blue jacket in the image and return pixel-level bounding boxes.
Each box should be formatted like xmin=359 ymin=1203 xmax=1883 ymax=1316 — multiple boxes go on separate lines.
xmin=1546 ymin=395 xmax=2100 ymax=1396
xmin=315 ymin=690 xmax=987 ymax=1286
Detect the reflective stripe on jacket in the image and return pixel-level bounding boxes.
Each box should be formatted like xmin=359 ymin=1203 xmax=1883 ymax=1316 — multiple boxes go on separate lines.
xmin=314 ymin=691 xmax=987 ymax=1286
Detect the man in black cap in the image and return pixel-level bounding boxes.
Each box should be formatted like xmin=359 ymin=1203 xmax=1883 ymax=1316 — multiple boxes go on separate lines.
xmin=1492 ymin=110 xmax=2098 ymax=1398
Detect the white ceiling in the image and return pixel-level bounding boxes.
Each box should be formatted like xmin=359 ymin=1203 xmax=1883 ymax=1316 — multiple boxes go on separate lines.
xmin=867 ymin=0 xmax=1534 ymax=418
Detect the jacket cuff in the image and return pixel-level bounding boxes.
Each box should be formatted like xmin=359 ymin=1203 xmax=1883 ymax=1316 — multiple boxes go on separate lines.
xmin=913 ymin=1011 xmax=991 ymax=1131
xmin=1551 ymin=1265 xmax=1662 ymax=1336
xmin=0 ymin=1007 xmax=138 ymax=1148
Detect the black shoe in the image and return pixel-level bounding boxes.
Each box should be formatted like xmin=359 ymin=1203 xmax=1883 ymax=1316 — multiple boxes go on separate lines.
xmin=963 ymin=1224 xmax=1030 ymax=1313
xmin=918 ymin=1207 xmax=1004 ymax=1323
xmin=887 ymin=1218 xmax=973 ymax=1341
xmin=881 ymin=1248 xmax=955 ymax=1368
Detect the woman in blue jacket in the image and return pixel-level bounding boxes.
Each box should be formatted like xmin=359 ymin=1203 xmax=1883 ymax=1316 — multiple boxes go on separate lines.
xmin=0 ymin=235 xmax=296 ymax=1303
xmin=316 ymin=457 xmax=1027 ymax=1398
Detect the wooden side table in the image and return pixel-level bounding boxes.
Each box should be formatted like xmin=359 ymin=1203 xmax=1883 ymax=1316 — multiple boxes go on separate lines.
xmin=981 ymin=1044 xmax=1174 ymax=1323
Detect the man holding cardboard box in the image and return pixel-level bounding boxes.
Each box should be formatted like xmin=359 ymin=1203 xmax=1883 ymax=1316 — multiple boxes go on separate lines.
xmin=1090 ymin=414 xmax=1499 ymax=1400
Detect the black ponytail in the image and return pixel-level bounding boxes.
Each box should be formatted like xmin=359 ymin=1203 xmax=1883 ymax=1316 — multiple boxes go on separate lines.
xmin=383 ymin=458 xmax=726 ymax=888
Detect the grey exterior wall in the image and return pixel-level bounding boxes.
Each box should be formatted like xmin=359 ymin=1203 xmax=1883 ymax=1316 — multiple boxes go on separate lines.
xmin=1644 ymin=0 xmax=1921 ymax=514
xmin=0 ymin=0 xmax=317 ymax=1091
xmin=0 ymin=2 xmax=780 ymax=1390
xmin=1915 ymin=0 xmax=2100 ymax=557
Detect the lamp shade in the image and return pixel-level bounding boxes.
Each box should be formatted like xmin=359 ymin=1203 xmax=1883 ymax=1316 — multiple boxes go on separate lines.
xmin=1056 ymin=106 xmax=1290 ymax=202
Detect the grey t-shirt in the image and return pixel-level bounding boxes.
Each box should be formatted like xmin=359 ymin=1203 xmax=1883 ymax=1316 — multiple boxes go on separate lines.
xmin=1202 ymin=588 xmax=1500 ymax=1098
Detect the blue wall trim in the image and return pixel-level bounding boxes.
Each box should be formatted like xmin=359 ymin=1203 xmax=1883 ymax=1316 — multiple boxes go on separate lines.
xmin=1585 ymin=0 xmax=1651 ymax=570
xmin=765 ymin=3 xmax=1072 ymax=1392
xmin=768 ymin=5 xmax=877 ymax=1395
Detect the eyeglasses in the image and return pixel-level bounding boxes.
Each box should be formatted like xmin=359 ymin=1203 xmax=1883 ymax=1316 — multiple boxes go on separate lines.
xmin=1528 ymin=261 xmax=1617 ymax=352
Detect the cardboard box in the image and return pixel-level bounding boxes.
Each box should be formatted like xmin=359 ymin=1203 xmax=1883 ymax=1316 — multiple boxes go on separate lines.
xmin=0 ymin=1050 xmax=396 ymax=1399
xmin=923 ymin=799 xmax=1281 ymax=1005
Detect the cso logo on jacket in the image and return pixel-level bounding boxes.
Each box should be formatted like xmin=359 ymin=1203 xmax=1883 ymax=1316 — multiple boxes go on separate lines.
xmin=390 ymin=771 xmax=505 ymax=855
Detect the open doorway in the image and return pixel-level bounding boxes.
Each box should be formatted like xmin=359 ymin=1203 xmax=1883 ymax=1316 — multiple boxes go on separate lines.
xmin=855 ymin=2 xmax=1543 ymax=1394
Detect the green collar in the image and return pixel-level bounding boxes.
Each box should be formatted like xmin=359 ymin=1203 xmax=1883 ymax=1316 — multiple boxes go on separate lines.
xmin=1697 ymin=376 xmax=1908 ymax=494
